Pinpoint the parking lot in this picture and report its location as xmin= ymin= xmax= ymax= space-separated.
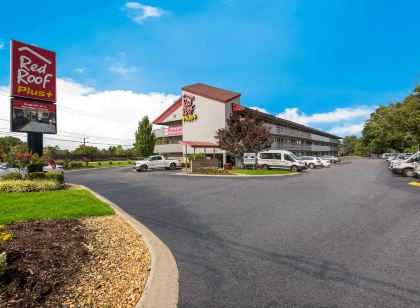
xmin=67 ymin=158 xmax=420 ymax=308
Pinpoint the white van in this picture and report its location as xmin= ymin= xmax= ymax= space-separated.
xmin=257 ymin=150 xmax=307 ymax=172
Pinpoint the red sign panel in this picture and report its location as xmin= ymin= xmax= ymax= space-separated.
xmin=164 ymin=126 xmax=183 ymax=136
xmin=11 ymin=40 xmax=56 ymax=103
xmin=11 ymin=98 xmax=57 ymax=134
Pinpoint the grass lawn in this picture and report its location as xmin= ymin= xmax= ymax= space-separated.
xmin=88 ymin=161 xmax=133 ymax=168
xmin=227 ymin=169 xmax=294 ymax=175
xmin=0 ymin=189 xmax=114 ymax=224
xmin=66 ymin=161 xmax=133 ymax=170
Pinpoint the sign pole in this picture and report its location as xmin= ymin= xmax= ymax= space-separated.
xmin=27 ymin=132 xmax=43 ymax=172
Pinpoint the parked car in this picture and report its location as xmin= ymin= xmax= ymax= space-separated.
xmin=414 ymin=162 xmax=420 ymax=178
xmin=135 ymin=155 xmax=180 ymax=172
xmin=257 ymin=150 xmax=307 ymax=172
xmin=389 ymin=151 xmax=420 ymax=177
xmin=321 ymin=155 xmax=341 ymax=163
xmin=299 ymin=156 xmax=323 ymax=169
xmin=386 ymin=153 xmax=401 ymax=162
xmin=316 ymin=157 xmax=331 ymax=167
xmin=43 ymin=164 xmax=64 ymax=174
xmin=0 ymin=163 xmax=25 ymax=178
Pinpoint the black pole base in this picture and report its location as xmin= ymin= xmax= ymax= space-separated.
xmin=27 ymin=132 xmax=43 ymax=172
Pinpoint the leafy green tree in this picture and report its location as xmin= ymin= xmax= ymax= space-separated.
xmin=215 ymin=112 xmax=271 ymax=163
xmin=0 ymin=136 xmax=23 ymax=154
xmin=74 ymin=145 xmax=99 ymax=156
xmin=134 ymin=116 xmax=156 ymax=157
xmin=361 ymin=85 xmax=420 ymax=154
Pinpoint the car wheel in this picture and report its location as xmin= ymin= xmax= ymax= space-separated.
xmin=290 ymin=165 xmax=299 ymax=172
xmin=262 ymin=164 xmax=269 ymax=170
xmin=140 ymin=165 xmax=148 ymax=172
xmin=308 ymin=163 xmax=315 ymax=169
xmin=169 ymin=163 xmax=177 ymax=170
xmin=403 ymin=168 xmax=414 ymax=177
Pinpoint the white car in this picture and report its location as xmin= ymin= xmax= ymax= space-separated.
xmin=389 ymin=151 xmax=420 ymax=177
xmin=43 ymin=164 xmax=64 ymax=174
xmin=321 ymin=155 xmax=341 ymax=163
xmin=300 ymin=156 xmax=323 ymax=169
xmin=135 ymin=155 xmax=180 ymax=172
xmin=316 ymin=157 xmax=331 ymax=167
xmin=257 ymin=150 xmax=307 ymax=172
xmin=0 ymin=163 xmax=25 ymax=178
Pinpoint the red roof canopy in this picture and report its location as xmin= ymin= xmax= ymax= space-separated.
xmin=152 ymin=97 xmax=182 ymax=124
xmin=178 ymin=141 xmax=220 ymax=148
xmin=182 ymin=83 xmax=241 ymax=103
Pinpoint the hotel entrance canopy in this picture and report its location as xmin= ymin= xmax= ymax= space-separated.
xmin=178 ymin=140 xmax=220 ymax=160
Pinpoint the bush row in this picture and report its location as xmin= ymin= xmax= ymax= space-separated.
xmin=27 ymin=172 xmax=64 ymax=184
xmin=0 ymin=179 xmax=63 ymax=193
xmin=192 ymin=168 xmax=227 ymax=174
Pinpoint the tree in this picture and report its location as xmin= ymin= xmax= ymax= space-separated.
xmin=215 ymin=112 xmax=271 ymax=163
xmin=0 ymin=136 xmax=23 ymax=154
xmin=134 ymin=116 xmax=156 ymax=157
xmin=361 ymin=85 xmax=420 ymax=154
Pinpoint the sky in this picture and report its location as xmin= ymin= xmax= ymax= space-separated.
xmin=0 ymin=0 xmax=419 ymax=149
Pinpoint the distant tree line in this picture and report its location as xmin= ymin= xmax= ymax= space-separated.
xmin=340 ymin=85 xmax=420 ymax=156
xmin=0 ymin=116 xmax=158 ymax=161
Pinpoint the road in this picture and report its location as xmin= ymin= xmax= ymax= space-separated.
xmin=67 ymin=158 xmax=420 ymax=308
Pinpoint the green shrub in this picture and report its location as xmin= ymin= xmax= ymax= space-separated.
xmin=188 ymin=153 xmax=205 ymax=161
xmin=1 ymin=173 xmax=23 ymax=181
xmin=45 ymin=172 xmax=64 ymax=184
xmin=28 ymin=172 xmax=46 ymax=180
xmin=108 ymin=161 xmax=113 ymax=165
xmin=0 ymin=251 xmax=6 ymax=278
xmin=97 ymin=162 xmax=102 ymax=166
xmin=118 ymin=161 xmax=121 ymax=164
xmin=69 ymin=161 xmax=83 ymax=168
xmin=192 ymin=168 xmax=226 ymax=174
xmin=128 ymin=160 xmax=132 ymax=164
xmin=0 ymin=179 xmax=63 ymax=193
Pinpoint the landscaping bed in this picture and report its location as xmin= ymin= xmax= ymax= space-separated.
xmin=227 ymin=169 xmax=295 ymax=175
xmin=0 ymin=188 xmax=151 ymax=307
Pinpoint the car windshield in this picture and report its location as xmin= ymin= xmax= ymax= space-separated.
xmin=144 ymin=156 xmax=151 ymax=161
xmin=289 ymin=153 xmax=299 ymax=161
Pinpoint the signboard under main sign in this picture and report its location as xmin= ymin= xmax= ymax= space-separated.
xmin=10 ymin=98 xmax=57 ymax=134
xmin=243 ymin=153 xmax=256 ymax=165
xmin=164 ymin=126 xmax=183 ymax=136
xmin=10 ymin=40 xmax=56 ymax=103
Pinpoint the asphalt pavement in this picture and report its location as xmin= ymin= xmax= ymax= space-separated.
xmin=67 ymin=158 xmax=420 ymax=308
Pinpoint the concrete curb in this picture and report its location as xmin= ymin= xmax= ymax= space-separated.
xmin=78 ymin=184 xmax=179 ymax=308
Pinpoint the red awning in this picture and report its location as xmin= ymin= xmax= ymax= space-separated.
xmin=178 ymin=141 xmax=220 ymax=148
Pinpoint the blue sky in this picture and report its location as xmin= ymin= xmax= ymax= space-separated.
xmin=0 ymin=0 xmax=419 ymax=145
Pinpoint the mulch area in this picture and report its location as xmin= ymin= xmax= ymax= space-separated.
xmin=0 ymin=216 xmax=151 ymax=307
xmin=0 ymin=219 xmax=88 ymax=307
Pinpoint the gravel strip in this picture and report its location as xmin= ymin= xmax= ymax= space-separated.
xmin=62 ymin=215 xmax=151 ymax=307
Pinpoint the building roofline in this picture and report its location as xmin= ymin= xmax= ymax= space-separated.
xmin=152 ymin=97 xmax=182 ymax=125
xmin=235 ymin=105 xmax=342 ymax=140
xmin=182 ymin=83 xmax=241 ymax=103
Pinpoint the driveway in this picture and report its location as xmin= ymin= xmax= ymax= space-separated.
xmin=67 ymin=158 xmax=420 ymax=307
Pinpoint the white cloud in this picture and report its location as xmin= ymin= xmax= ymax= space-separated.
xmin=74 ymin=67 xmax=87 ymax=73
xmin=124 ymin=2 xmax=165 ymax=24
xmin=109 ymin=65 xmax=138 ymax=78
xmin=0 ymin=78 xmax=178 ymax=149
xmin=0 ymin=40 xmax=4 ymax=50
xmin=276 ymin=106 xmax=375 ymax=125
xmin=249 ymin=106 xmax=269 ymax=114
xmin=328 ymin=123 xmax=365 ymax=136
